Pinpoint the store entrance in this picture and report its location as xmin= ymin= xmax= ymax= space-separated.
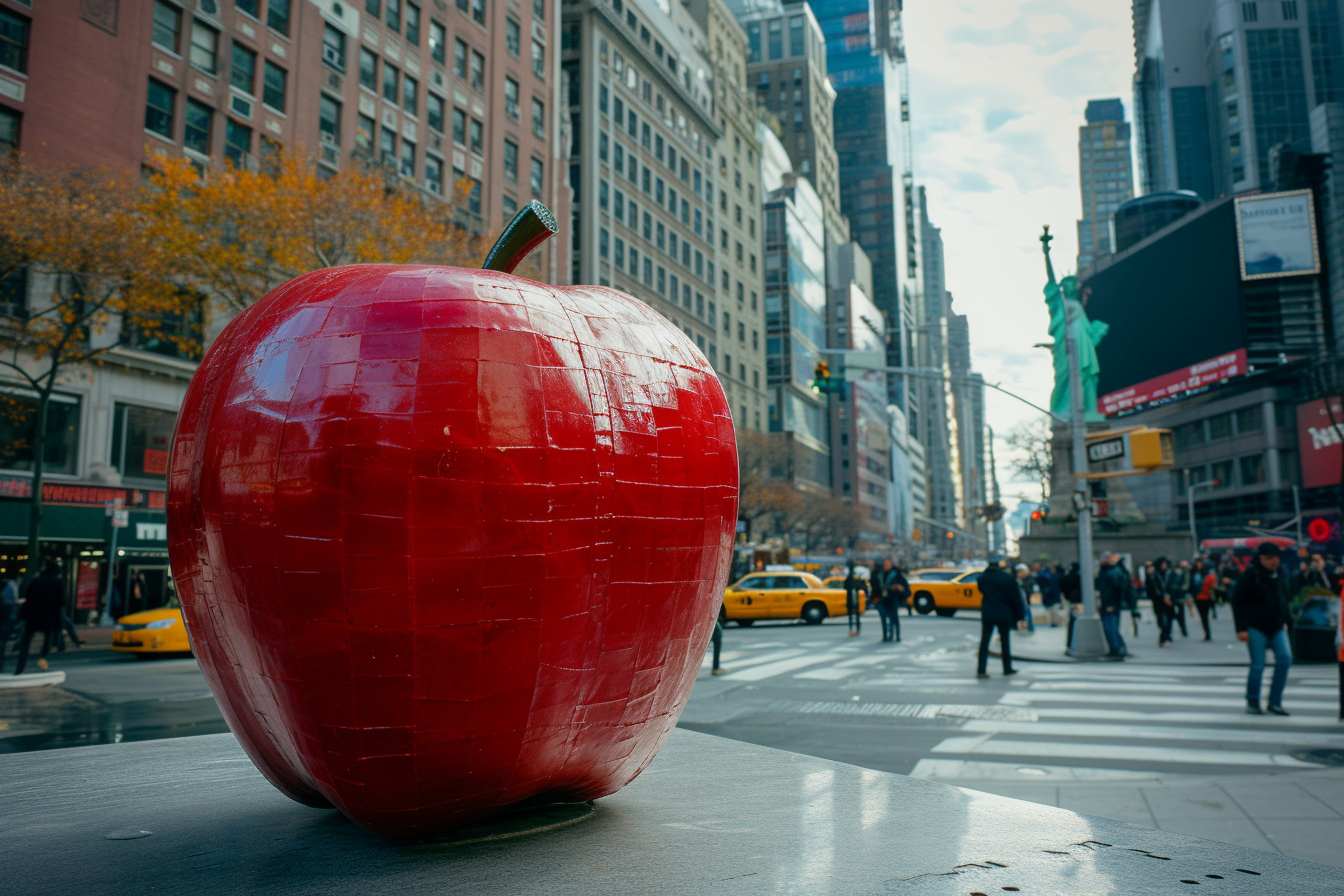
xmin=125 ymin=563 xmax=174 ymax=614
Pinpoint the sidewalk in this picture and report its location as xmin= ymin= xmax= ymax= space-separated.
xmin=924 ymin=765 xmax=1344 ymax=869
xmin=1013 ymin=606 xmax=1271 ymax=665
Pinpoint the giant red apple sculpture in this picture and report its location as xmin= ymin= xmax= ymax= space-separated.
xmin=167 ymin=205 xmax=737 ymax=839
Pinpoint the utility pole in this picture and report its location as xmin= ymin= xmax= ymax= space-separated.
xmin=1186 ymin=469 xmax=1217 ymax=554
xmin=1064 ymin=300 xmax=1109 ymax=659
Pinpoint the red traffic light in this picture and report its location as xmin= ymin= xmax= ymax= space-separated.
xmin=1308 ymin=517 xmax=1332 ymax=542
xmin=1030 ymin=510 xmax=1043 ymax=520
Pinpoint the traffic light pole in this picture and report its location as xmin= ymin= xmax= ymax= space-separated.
xmin=1064 ymin=302 xmax=1109 ymax=659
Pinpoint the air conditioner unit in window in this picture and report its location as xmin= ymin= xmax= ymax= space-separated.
xmin=327 ymin=72 xmax=343 ymax=91
xmin=322 ymin=44 xmax=342 ymax=68
xmin=532 ymin=20 xmax=546 ymax=43
xmin=231 ymin=95 xmax=253 ymax=119
xmin=320 ymin=131 xmax=338 ymax=147
xmin=320 ymin=145 xmax=340 ymax=166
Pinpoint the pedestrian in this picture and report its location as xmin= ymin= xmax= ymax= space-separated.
xmin=1172 ymin=560 xmax=1192 ymax=638
xmin=1232 ymin=542 xmax=1294 ymax=716
xmin=874 ymin=558 xmax=907 ymax=643
xmin=1336 ymin=583 xmax=1343 ymax=722
xmin=843 ymin=561 xmax=866 ymax=637
xmin=1096 ymin=552 xmax=1129 ymax=658
xmin=871 ymin=558 xmax=891 ymax=640
xmin=1194 ymin=560 xmax=1216 ymax=640
xmin=0 ymin=576 xmax=16 ymax=646
xmin=1150 ymin=557 xmax=1175 ymax=647
xmin=8 ymin=562 xmax=64 ymax=675
xmin=975 ymin=560 xmax=1026 ymax=678
xmin=1037 ymin=563 xmax=1063 ymax=627
xmin=1304 ymin=554 xmax=1333 ymax=591
xmin=1014 ymin=564 xmax=1037 ymax=632
xmin=710 ymin=618 xmax=724 ymax=676
xmin=1061 ymin=561 xmax=1082 ymax=646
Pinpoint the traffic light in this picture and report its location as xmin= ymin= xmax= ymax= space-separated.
xmin=812 ymin=361 xmax=831 ymax=394
xmin=1030 ymin=510 xmax=1042 ymax=521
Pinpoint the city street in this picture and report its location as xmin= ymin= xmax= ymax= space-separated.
xmin=682 ymin=608 xmax=1344 ymax=868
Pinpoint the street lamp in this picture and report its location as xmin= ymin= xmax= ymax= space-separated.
xmin=1185 ymin=469 xmax=1218 ymax=553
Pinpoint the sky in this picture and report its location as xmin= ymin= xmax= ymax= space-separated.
xmin=902 ymin=0 xmax=1135 ymax=505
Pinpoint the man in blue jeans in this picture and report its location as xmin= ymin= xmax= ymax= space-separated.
xmin=1095 ymin=553 xmax=1129 ymax=658
xmin=1232 ymin=542 xmax=1294 ymax=716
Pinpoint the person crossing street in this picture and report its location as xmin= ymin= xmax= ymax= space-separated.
xmin=1096 ymin=552 xmax=1129 ymax=658
xmin=1233 ymin=542 xmax=1294 ymax=716
xmin=975 ymin=560 xmax=1026 ymax=678
xmin=873 ymin=558 xmax=907 ymax=643
xmin=843 ymin=562 xmax=867 ymax=638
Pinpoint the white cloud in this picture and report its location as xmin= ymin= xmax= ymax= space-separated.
xmin=903 ymin=0 xmax=1133 ymax=492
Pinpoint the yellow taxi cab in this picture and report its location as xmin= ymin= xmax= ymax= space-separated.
xmin=111 ymin=597 xmax=192 ymax=656
xmin=722 ymin=571 xmax=849 ymax=625
xmin=907 ymin=568 xmax=984 ymax=617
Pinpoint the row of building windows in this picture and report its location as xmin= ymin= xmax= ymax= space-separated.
xmin=1172 ymin=403 xmax=1285 ymax=450
xmin=153 ymin=2 xmax=289 ymax=114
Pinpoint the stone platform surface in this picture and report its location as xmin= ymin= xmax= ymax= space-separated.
xmin=0 ymin=728 xmax=1335 ymax=895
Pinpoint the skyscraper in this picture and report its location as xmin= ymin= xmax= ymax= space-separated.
xmin=917 ymin=189 xmax=959 ymax=531
xmin=1133 ymin=0 xmax=1213 ymax=199
xmin=1077 ymin=99 xmax=1135 ymax=272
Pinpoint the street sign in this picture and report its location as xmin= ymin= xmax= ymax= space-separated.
xmin=112 ymin=509 xmax=129 ymax=528
xmin=1092 ymin=499 xmax=1109 ymax=518
xmin=1084 ymin=427 xmax=1174 ymax=477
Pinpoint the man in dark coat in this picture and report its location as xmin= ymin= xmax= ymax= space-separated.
xmin=1233 ymin=542 xmax=1294 ymax=715
xmin=843 ymin=562 xmax=867 ymax=637
xmin=873 ymin=558 xmax=908 ymax=643
xmin=976 ymin=561 xmax=1025 ymax=677
xmin=1149 ymin=557 xmax=1177 ymax=647
xmin=1096 ymin=553 xmax=1130 ymax=658
xmin=9 ymin=562 xmax=63 ymax=675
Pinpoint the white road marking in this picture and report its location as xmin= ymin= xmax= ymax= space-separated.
xmin=959 ymin=718 xmax=1344 ymax=748
xmin=930 ymin=736 xmax=1319 ymax=767
xmin=999 ymin=692 xmax=1339 ymax=711
xmin=1030 ymin=706 xmax=1343 ymax=727
xmin=794 ymin=667 xmax=862 ymax=680
xmin=909 ymin=758 xmax=1163 ymax=782
xmin=723 ymin=652 xmax=847 ymax=681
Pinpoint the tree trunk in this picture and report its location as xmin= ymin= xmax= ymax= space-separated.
xmin=24 ymin=385 xmax=49 ymax=581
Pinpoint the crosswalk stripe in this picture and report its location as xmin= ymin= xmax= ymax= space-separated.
xmin=1025 ymin=681 xmax=1305 ymax=695
xmin=723 ymin=652 xmax=846 ymax=681
xmin=793 ymin=667 xmax=862 ymax=680
xmin=959 ymin=718 xmax=1344 ymax=748
xmin=1000 ymin=692 xmax=1339 ymax=711
xmin=909 ymin=758 xmax=1162 ymax=782
xmin=1031 ymin=706 xmax=1343 ymax=728
xmin=931 ymin=735 xmax=1318 ymax=767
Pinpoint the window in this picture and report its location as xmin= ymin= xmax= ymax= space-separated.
xmin=0 ymin=390 xmax=81 ymax=477
xmin=471 ymin=0 xmax=486 ymax=25
xmin=506 ymin=18 xmax=520 ymax=55
xmin=400 ymin=138 xmax=415 ymax=177
xmin=468 ymin=118 xmax=482 ymax=155
xmin=0 ymin=105 xmax=18 ymax=155
xmin=383 ymin=63 xmax=399 ymax=104
xmin=323 ymin=24 xmax=346 ymax=71
xmin=1235 ymin=405 xmax=1263 ymax=434
xmin=470 ymin=51 xmax=484 ymax=90
xmin=534 ymin=0 xmax=544 ymax=20
xmin=318 ymin=95 xmax=340 ymax=146
xmin=267 ymin=0 xmax=291 ymax=35
xmin=262 ymin=61 xmax=286 ymax=111
xmin=386 ymin=0 xmax=401 ymax=31
xmin=530 ymin=157 xmax=543 ymax=193
xmin=403 ymin=74 xmax=418 ymax=116
xmin=426 ymin=154 xmax=443 ymax=194
xmin=184 ymin=98 xmax=213 ymax=154
xmin=1240 ymin=454 xmax=1265 ymax=485
xmin=454 ymin=39 xmax=468 ymax=79
xmin=600 ymin=228 xmax=610 ymax=258
xmin=406 ymin=2 xmax=421 ymax=44
xmin=427 ymin=93 xmax=444 ymax=132
xmin=1242 ymin=1 xmax=1258 ymax=22
xmin=366 ymin=0 xmax=380 ymax=14
xmin=225 ymin=118 xmax=251 ymax=166
xmin=1282 ymin=0 xmax=1298 ymax=20
xmin=380 ymin=126 xmax=396 ymax=163
xmin=145 ymin=78 xmax=176 ymax=137
xmin=230 ymin=43 xmax=256 ymax=94
xmin=504 ymin=77 xmax=519 ymax=118
xmin=430 ymin=21 xmax=446 ymax=64
xmin=359 ymin=47 xmax=378 ymax=91
xmin=615 ymin=237 xmax=625 ymax=266
xmin=532 ymin=40 xmax=545 ymax=78
xmin=468 ymin=177 xmax=481 ymax=214
xmin=1208 ymin=413 xmax=1233 ymax=440
xmin=452 ymin=107 xmax=466 ymax=144
xmin=532 ymin=97 xmax=545 ymax=137
xmin=356 ymin=113 xmax=374 ymax=149
xmin=151 ymin=2 xmax=180 ymax=55
xmin=190 ymin=21 xmax=219 ymax=75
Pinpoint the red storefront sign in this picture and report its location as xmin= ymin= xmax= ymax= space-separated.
xmin=1100 ymin=350 xmax=1248 ymax=415
xmin=1297 ymin=396 xmax=1344 ymax=488
xmin=75 ymin=560 xmax=101 ymax=610
xmin=0 ymin=476 xmax=166 ymax=509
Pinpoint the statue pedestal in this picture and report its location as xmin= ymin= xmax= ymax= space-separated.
xmin=0 ymin=729 xmax=1335 ymax=893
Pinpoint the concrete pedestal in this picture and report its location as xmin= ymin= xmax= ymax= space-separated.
xmin=1 ymin=729 xmax=1333 ymax=894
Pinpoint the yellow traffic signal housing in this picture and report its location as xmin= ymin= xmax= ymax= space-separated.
xmin=1084 ymin=426 xmax=1173 ymax=478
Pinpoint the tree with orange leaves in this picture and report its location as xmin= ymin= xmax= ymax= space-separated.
xmin=144 ymin=150 xmax=491 ymax=322
xmin=0 ymin=159 xmax=197 ymax=573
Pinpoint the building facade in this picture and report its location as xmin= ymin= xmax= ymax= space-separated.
xmin=1076 ymin=98 xmax=1135 ymax=272
xmin=685 ymin=0 xmax=769 ymax=433
xmin=916 ymin=188 xmax=959 ymax=532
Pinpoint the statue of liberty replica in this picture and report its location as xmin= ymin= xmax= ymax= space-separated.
xmin=1041 ymin=226 xmax=1108 ymax=423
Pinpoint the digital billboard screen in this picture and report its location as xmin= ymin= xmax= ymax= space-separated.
xmin=1235 ymin=190 xmax=1320 ymax=280
xmin=1086 ymin=197 xmax=1244 ymax=399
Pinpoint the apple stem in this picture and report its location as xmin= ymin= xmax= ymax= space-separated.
xmin=482 ymin=200 xmax=559 ymax=275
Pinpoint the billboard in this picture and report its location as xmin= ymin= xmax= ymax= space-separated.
xmin=1298 ymin=396 xmax=1344 ymax=489
xmin=1235 ymin=190 xmax=1320 ymax=280
xmin=1099 ymin=350 xmax=1247 ymax=416
xmin=1087 ymin=197 xmax=1244 ymax=397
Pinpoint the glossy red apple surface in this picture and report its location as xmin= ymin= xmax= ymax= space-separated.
xmin=166 ymin=265 xmax=738 ymax=839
